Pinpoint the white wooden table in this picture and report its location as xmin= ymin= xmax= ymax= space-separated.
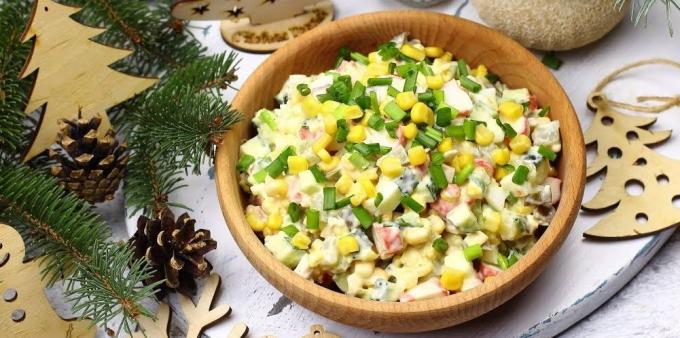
xmin=115 ymin=1 xmax=680 ymax=337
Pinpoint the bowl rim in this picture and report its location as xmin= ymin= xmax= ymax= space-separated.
xmin=215 ymin=9 xmax=585 ymax=321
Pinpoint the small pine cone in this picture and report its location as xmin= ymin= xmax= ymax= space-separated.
xmin=130 ymin=209 xmax=217 ymax=299
xmin=49 ymin=117 xmax=127 ymax=203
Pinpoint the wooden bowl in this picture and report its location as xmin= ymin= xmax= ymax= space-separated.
xmin=215 ymin=11 xmax=585 ymax=332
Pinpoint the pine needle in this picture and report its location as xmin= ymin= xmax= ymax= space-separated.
xmin=616 ymin=0 xmax=680 ymax=35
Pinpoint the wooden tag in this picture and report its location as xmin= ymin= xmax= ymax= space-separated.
xmin=0 ymin=223 xmax=95 ymax=338
xmin=302 ymin=324 xmax=340 ymax=338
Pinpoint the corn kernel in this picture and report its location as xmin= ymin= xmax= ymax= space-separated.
xmin=359 ymin=168 xmax=379 ymax=181
xmin=509 ymin=134 xmax=531 ymax=154
xmin=499 ymin=101 xmax=524 ymax=120
xmin=345 ymin=105 xmax=364 ymax=120
xmin=291 ymin=232 xmax=311 ymax=249
xmin=483 ymin=210 xmax=500 ymax=233
xmin=301 ymin=95 xmax=322 ymax=117
xmin=439 ymin=52 xmax=453 ymax=62
xmin=318 ymin=155 xmax=340 ymax=171
xmin=246 ymin=212 xmax=265 ymax=231
xmin=396 ymin=91 xmax=418 ymax=110
xmin=403 ymin=122 xmax=418 ymax=139
xmin=426 ymin=75 xmax=445 ymax=90
xmin=347 ymin=125 xmax=366 ymax=143
xmin=408 ymin=146 xmax=428 ymax=166
xmin=440 ymin=268 xmax=465 ymax=291
xmin=473 ymin=64 xmax=488 ymax=78
xmin=379 ymin=156 xmax=402 ymax=178
xmin=313 ymin=133 xmax=333 ymax=152
xmin=323 ymin=114 xmax=337 ymax=135
xmin=262 ymin=227 xmax=276 ymax=236
xmin=400 ymin=43 xmax=425 ymax=61
xmin=452 ymin=153 xmax=474 ymax=171
xmin=337 ymin=236 xmax=360 ymax=255
xmin=316 ymin=148 xmax=332 ymax=163
xmin=410 ymin=102 xmax=432 ymax=124
xmin=367 ymin=63 xmax=390 ymax=77
xmin=438 ymin=137 xmax=453 ymax=152
xmin=475 ymin=125 xmax=495 ymax=146
xmin=321 ymin=100 xmax=340 ymax=115
xmin=368 ymin=51 xmax=382 ymax=64
xmin=287 ymin=156 xmax=308 ymax=174
xmin=513 ymin=203 xmax=533 ymax=215
xmin=495 ymin=167 xmax=509 ymax=181
xmin=335 ymin=174 xmax=353 ymax=195
xmin=467 ymin=183 xmax=484 ymax=200
xmin=358 ymin=177 xmax=377 ymax=198
xmin=424 ymin=46 xmax=444 ymax=58
xmin=266 ymin=212 xmax=282 ymax=230
xmin=491 ymin=148 xmax=510 ymax=166
xmin=269 ymin=178 xmax=288 ymax=198
xmin=349 ymin=182 xmax=368 ymax=206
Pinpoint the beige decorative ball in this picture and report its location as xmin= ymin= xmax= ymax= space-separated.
xmin=472 ymin=0 xmax=629 ymax=51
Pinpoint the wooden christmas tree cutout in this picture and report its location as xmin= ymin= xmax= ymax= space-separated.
xmin=0 ymin=223 xmax=95 ymax=338
xmin=179 ymin=272 xmax=237 ymax=338
xmin=583 ymin=59 xmax=680 ymax=239
xmin=171 ymin=0 xmax=334 ymax=52
xmin=19 ymin=0 xmax=158 ymax=161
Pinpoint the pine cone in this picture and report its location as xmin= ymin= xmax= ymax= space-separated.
xmin=130 ymin=209 xmax=217 ymax=298
xmin=49 ymin=117 xmax=127 ymax=203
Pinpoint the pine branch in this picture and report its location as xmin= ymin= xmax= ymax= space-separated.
xmin=616 ymin=0 xmax=680 ymax=35
xmin=0 ymin=163 xmax=159 ymax=333
xmin=0 ymin=0 xmax=32 ymax=156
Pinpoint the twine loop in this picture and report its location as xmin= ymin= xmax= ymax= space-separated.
xmin=588 ymin=58 xmax=680 ymax=113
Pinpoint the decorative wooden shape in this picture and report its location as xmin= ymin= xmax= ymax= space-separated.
xmin=214 ymin=11 xmax=585 ymax=332
xmin=129 ymin=303 xmax=170 ymax=338
xmin=178 ymin=273 xmax=233 ymax=338
xmin=171 ymin=0 xmax=334 ymax=53
xmin=0 ymin=223 xmax=95 ymax=338
xmin=19 ymin=0 xmax=157 ymax=161
xmin=582 ymin=93 xmax=680 ymax=238
xmin=302 ymin=324 xmax=340 ymax=338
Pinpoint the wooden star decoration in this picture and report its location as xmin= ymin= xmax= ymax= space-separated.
xmin=191 ymin=4 xmax=209 ymax=15
xmin=226 ymin=6 xmax=245 ymax=18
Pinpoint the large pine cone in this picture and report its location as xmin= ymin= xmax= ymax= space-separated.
xmin=130 ymin=209 xmax=217 ymax=298
xmin=49 ymin=117 xmax=127 ymax=203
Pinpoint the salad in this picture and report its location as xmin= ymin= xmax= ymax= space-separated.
xmin=236 ymin=34 xmax=562 ymax=302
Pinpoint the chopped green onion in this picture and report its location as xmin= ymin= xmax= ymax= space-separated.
xmin=485 ymin=73 xmax=499 ymax=83
xmin=446 ymin=124 xmax=465 ymax=140
xmin=403 ymin=69 xmax=417 ymax=92
xmin=429 ymin=165 xmax=448 ymax=190
xmin=432 ymin=237 xmax=449 ymax=254
xmin=323 ymin=187 xmax=336 ymax=211
xmin=496 ymin=118 xmax=517 ymax=138
xmin=401 ymin=195 xmax=424 ymax=213
xmin=368 ymin=114 xmax=385 ymax=130
xmin=335 ymin=119 xmax=349 ymax=143
xmin=542 ymin=51 xmax=562 ymax=70
xmin=305 ymin=209 xmax=320 ymax=229
xmin=379 ymin=145 xmax=391 ymax=155
xmin=367 ymin=77 xmax=393 ymax=86
xmin=350 ymin=81 xmax=366 ymax=101
xmin=416 ymin=131 xmax=439 ymax=149
xmin=538 ymin=106 xmax=550 ymax=117
xmin=349 ymin=152 xmax=370 ymax=170
xmin=374 ymin=193 xmax=383 ymax=207
xmin=297 ymin=83 xmax=311 ymax=96
xmin=507 ymin=251 xmax=520 ymax=267
xmin=385 ymin=121 xmax=399 ymax=138
xmin=455 ymin=163 xmax=475 ymax=185
xmin=237 ymin=154 xmax=255 ymax=172
xmin=355 ymin=95 xmax=371 ymax=109
xmin=430 ymin=151 xmax=445 ymax=165
xmin=369 ymin=91 xmax=380 ymax=114
xmin=433 ymin=89 xmax=445 ymax=105
xmin=419 ymin=62 xmax=434 ymax=76
xmin=384 ymin=101 xmax=407 ymax=122
xmin=538 ymin=145 xmax=557 ymax=161
xmin=387 ymin=86 xmax=399 ymax=97
xmin=457 ymin=59 xmax=469 ymax=77
xmin=264 ymin=146 xmax=295 ymax=178
xmin=497 ymin=254 xmax=510 ymax=270
xmin=335 ymin=196 xmax=352 ymax=209
xmin=253 ymin=170 xmax=267 ymax=183
xmin=435 ymin=107 xmax=452 ymax=127
xmin=352 ymin=207 xmax=374 ymax=229
xmin=418 ymin=91 xmax=435 ymax=104
xmin=512 ymin=165 xmax=529 ymax=184
xmin=425 ymin=126 xmax=443 ymax=142
xmin=353 ymin=143 xmax=380 ymax=156
xmin=506 ymin=193 xmax=518 ymax=204
xmin=335 ymin=47 xmax=351 ymax=68
xmin=395 ymin=63 xmax=414 ymax=77
xmin=378 ymin=42 xmax=400 ymax=60
xmin=388 ymin=62 xmax=396 ymax=74
xmin=260 ymin=109 xmax=278 ymax=130
xmin=503 ymin=164 xmax=516 ymax=173
xmin=282 ymin=225 xmax=299 ymax=237
xmin=463 ymin=119 xmax=477 ymax=140
xmin=309 ymin=165 xmax=326 ymax=183
xmin=460 ymin=76 xmax=481 ymax=93
xmin=287 ymin=202 xmax=302 ymax=222
xmin=350 ymin=51 xmax=369 ymax=65
xmin=464 ymin=244 xmax=482 ymax=261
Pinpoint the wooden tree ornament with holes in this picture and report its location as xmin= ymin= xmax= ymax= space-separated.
xmin=19 ymin=0 xmax=157 ymax=161
xmin=0 ymin=223 xmax=95 ymax=338
xmin=171 ymin=0 xmax=334 ymax=52
xmin=583 ymin=59 xmax=680 ymax=239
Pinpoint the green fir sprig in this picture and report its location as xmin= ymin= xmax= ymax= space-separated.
xmin=616 ymin=0 xmax=680 ymax=35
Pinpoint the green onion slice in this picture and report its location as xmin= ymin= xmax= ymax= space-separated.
xmin=538 ymin=145 xmax=557 ymax=161
xmin=287 ymin=202 xmax=302 ymax=222
xmin=460 ymin=76 xmax=481 ymax=93
xmin=282 ymin=225 xmax=299 ymax=237
xmin=401 ymin=195 xmax=424 ymax=213
xmin=455 ymin=162 xmax=475 ymax=185
xmin=512 ymin=165 xmax=529 ymax=184
xmin=367 ymin=77 xmax=393 ymax=86
xmin=463 ymin=244 xmax=482 ymax=261
xmin=323 ymin=187 xmax=336 ymax=211
xmin=352 ymin=207 xmax=374 ymax=229
xmin=305 ymin=209 xmax=320 ymax=229
xmin=432 ymin=237 xmax=449 ymax=254
xmin=384 ymin=101 xmax=407 ymax=122
xmin=309 ymin=165 xmax=326 ymax=183
xmin=429 ymin=165 xmax=448 ymax=190
xmin=237 ymin=154 xmax=255 ymax=172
